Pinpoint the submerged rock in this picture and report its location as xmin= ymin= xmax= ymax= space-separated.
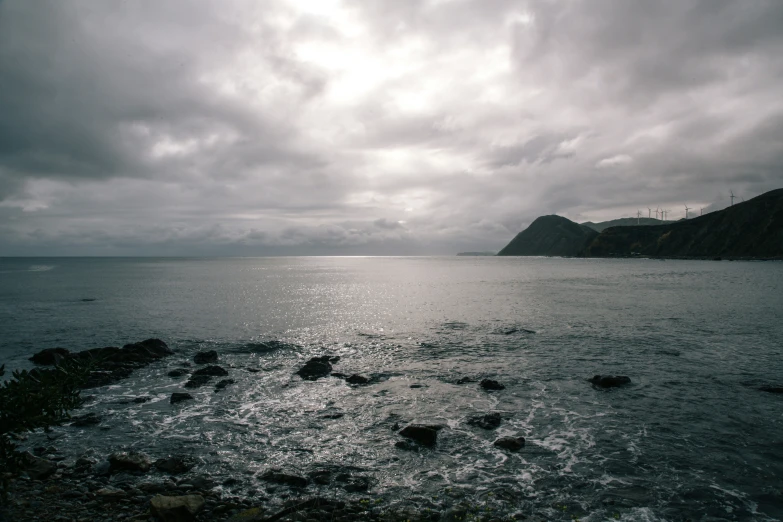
xmin=589 ymin=375 xmax=632 ymax=388
xmin=192 ymin=365 xmax=229 ymax=377
xmin=193 ymin=350 xmax=218 ymax=364
xmin=168 ymin=369 xmax=189 ymax=378
xmin=493 ymin=436 xmax=525 ymax=451
xmin=345 ymin=374 xmax=370 ymax=385
xmin=759 ymin=386 xmax=783 ymax=394
xmin=214 ymin=379 xmax=236 ymax=392
xmin=467 ymin=412 xmax=502 ymax=430
xmin=170 ymin=392 xmax=194 ymax=404
xmin=150 ymin=494 xmax=205 ymax=522
xmin=184 ymin=375 xmax=212 ymax=389
xmin=155 ymin=455 xmax=195 ymax=474
xmin=260 ymin=469 xmax=309 ymax=488
xmin=480 ymin=379 xmax=505 ymax=391
xmin=70 ymin=412 xmax=102 ymax=427
xmin=398 ymin=424 xmax=441 ymax=447
xmin=296 ymin=356 xmax=338 ymax=381
xmin=108 ymin=451 xmax=152 ymax=473
xmin=454 ymin=376 xmax=475 ymax=385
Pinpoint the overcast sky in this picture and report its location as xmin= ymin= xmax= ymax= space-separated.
xmin=1 ymin=0 xmax=782 ymax=255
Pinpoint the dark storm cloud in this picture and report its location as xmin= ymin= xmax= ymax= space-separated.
xmin=1 ymin=0 xmax=782 ymax=255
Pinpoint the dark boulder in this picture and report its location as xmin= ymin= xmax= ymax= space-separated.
xmin=184 ymin=375 xmax=212 ymax=389
xmin=589 ymin=375 xmax=632 ymax=388
xmin=214 ymin=379 xmax=235 ymax=392
xmin=345 ymin=374 xmax=370 ymax=385
xmin=155 ymin=456 xmax=195 ymax=475
xmin=70 ymin=413 xmax=102 ymax=427
xmin=467 ymin=412 xmax=502 ymax=430
xmin=31 ymin=339 xmax=174 ymax=389
xmin=493 ymin=436 xmax=525 ymax=451
xmin=394 ymin=440 xmax=420 ymax=451
xmin=170 ymin=392 xmax=194 ymax=404
xmin=193 ymin=350 xmax=218 ymax=364
xmin=29 ymin=347 xmax=71 ymax=365
xmin=760 ymin=386 xmax=783 ymax=394
xmin=133 ymin=396 xmax=152 ymax=403
xmin=480 ymin=379 xmax=505 ymax=391
xmin=454 ymin=376 xmax=475 ymax=385
xmin=398 ymin=424 xmax=441 ymax=447
xmin=168 ymin=369 xmax=189 ymax=378
xmin=108 ymin=451 xmax=152 ymax=473
xmin=260 ymin=469 xmax=308 ymax=488
xmin=296 ymin=356 xmax=337 ymax=381
xmin=192 ymin=365 xmax=229 ymax=377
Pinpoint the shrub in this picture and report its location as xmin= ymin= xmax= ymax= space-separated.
xmin=0 ymin=361 xmax=90 ymax=475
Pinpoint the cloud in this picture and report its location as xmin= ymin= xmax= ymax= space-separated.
xmin=596 ymin=155 xmax=634 ymax=168
xmin=1 ymin=0 xmax=783 ymax=254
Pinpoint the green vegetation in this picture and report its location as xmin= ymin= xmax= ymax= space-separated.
xmin=0 ymin=361 xmax=89 ymax=476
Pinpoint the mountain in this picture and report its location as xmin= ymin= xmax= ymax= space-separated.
xmin=583 ymin=189 xmax=783 ymax=258
xmin=582 ymin=217 xmax=672 ymax=232
xmin=497 ymin=215 xmax=599 ymax=256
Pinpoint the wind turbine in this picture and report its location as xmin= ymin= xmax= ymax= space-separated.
xmin=684 ymin=204 xmax=691 ymax=219
xmin=637 ymin=210 xmax=642 ymax=224
xmin=647 ymin=207 xmax=652 ymax=219
xmin=655 ymin=207 xmax=660 ymax=220
xmin=730 ymin=190 xmax=736 ymax=206
xmin=700 ymin=207 xmax=704 ymax=216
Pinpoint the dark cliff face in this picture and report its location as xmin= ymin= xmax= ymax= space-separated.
xmin=497 ymin=215 xmax=599 ymax=256
xmin=582 ymin=189 xmax=783 ymax=258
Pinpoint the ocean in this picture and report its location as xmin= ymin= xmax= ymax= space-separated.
xmin=1 ymin=256 xmax=782 ymax=520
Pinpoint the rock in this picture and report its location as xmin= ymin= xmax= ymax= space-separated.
xmin=193 ymin=350 xmax=218 ymax=364
xmin=398 ymin=424 xmax=440 ymax=447
xmin=296 ymin=356 xmax=337 ymax=381
xmin=108 ymin=451 xmax=152 ymax=473
xmin=192 ymin=365 xmax=229 ymax=377
xmin=493 ymin=436 xmax=525 ymax=451
xmin=184 ymin=375 xmax=212 ymax=388
xmin=150 ymin=494 xmax=205 ymax=522
xmin=589 ymin=375 xmax=632 ymax=388
xmin=168 ymin=369 xmax=189 ymax=377
xmin=467 ymin=412 xmax=502 ymax=430
xmin=480 ymin=379 xmax=505 ymax=391
xmin=260 ymin=469 xmax=309 ymax=488
xmin=23 ymin=452 xmax=57 ymax=479
xmin=30 ymin=338 xmax=174 ymax=389
xmin=760 ymin=386 xmax=783 ymax=394
xmin=345 ymin=374 xmax=369 ymax=385
xmin=96 ymin=487 xmax=126 ymax=499
xmin=342 ymin=477 xmax=370 ymax=492
xmin=155 ymin=456 xmax=195 ymax=474
xmin=214 ymin=379 xmax=236 ymax=392
xmin=94 ymin=460 xmax=111 ymax=476
xmin=454 ymin=376 xmax=474 ymax=384
xmin=70 ymin=413 xmax=102 ymax=427
xmin=74 ymin=456 xmax=97 ymax=469
xmin=29 ymin=347 xmax=71 ymax=365
xmin=308 ymin=469 xmax=332 ymax=485
xmin=394 ymin=440 xmax=419 ymax=451
xmin=132 ymin=396 xmax=152 ymax=403
xmin=170 ymin=392 xmax=194 ymax=404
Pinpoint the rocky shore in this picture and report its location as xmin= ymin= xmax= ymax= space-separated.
xmin=0 ymin=340 xmax=647 ymax=522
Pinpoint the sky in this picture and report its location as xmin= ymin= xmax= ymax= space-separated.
xmin=1 ymin=0 xmax=782 ymax=256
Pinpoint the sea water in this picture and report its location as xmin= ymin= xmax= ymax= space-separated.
xmin=1 ymin=257 xmax=782 ymax=520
